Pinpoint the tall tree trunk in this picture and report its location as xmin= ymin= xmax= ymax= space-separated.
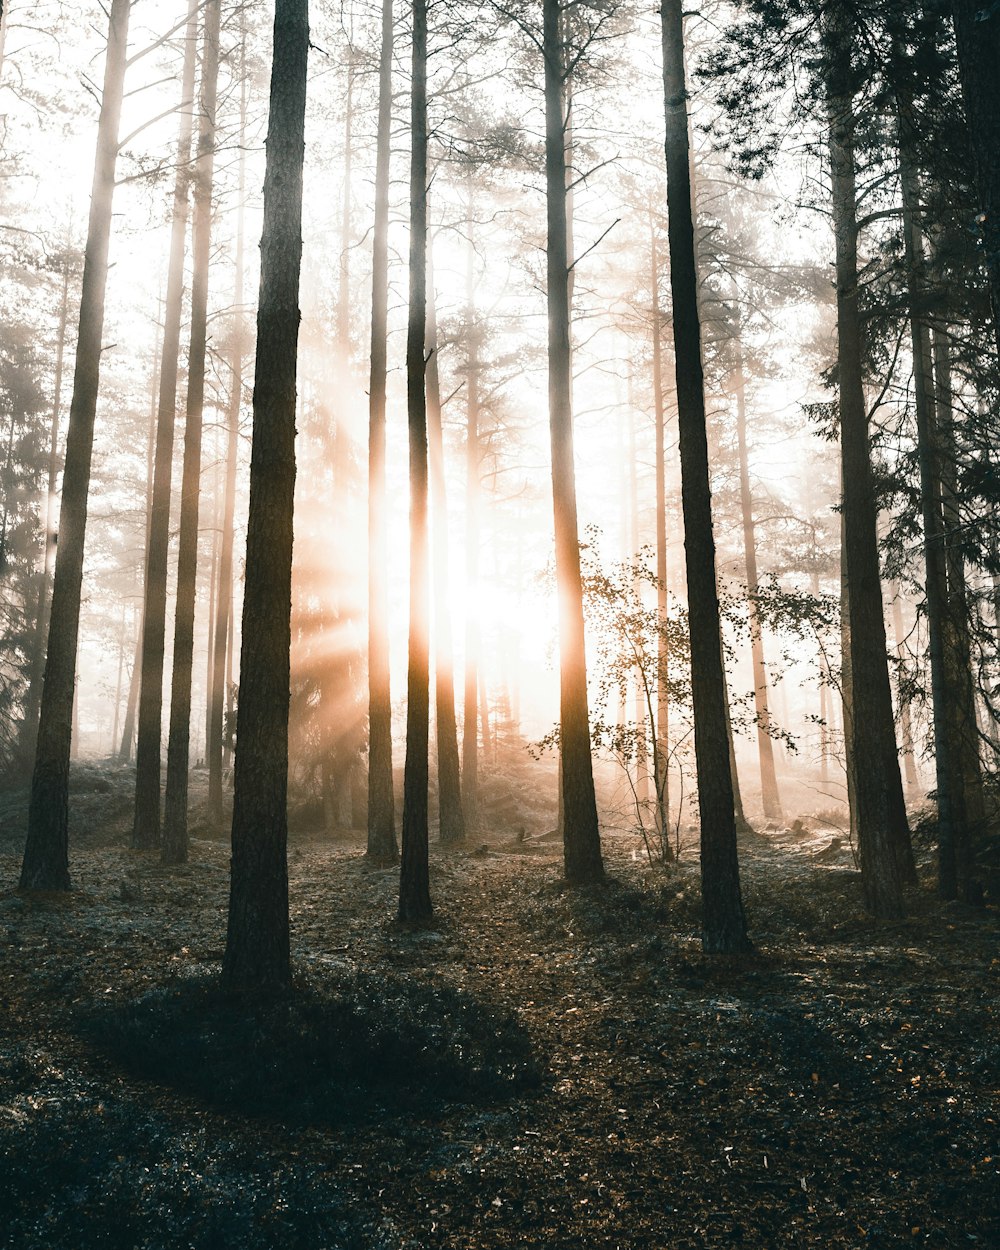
xmin=951 ymin=0 xmax=1000 ymax=362
xmin=120 ymin=314 xmax=162 ymax=763
xmin=337 ymin=50 xmax=356 ymax=352
xmin=733 ymin=332 xmax=782 ymax=822
xmin=933 ymin=327 xmax=986 ymax=900
xmin=543 ymin=0 xmax=603 ymax=884
xmin=19 ymin=251 xmax=72 ymax=768
xmin=650 ymin=223 xmax=671 ymax=851
xmin=825 ymin=10 xmax=908 ymax=917
xmin=897 ymin=114 xmax=966 ymax=896
xmin=19 ymin=0 xmax=130 ymax=891
xmin=209 ymin=35 xmax=248 ymax=825
xmin=627 ymin=385 xmax=651 ymax=812
xmin=222 ymin=0 xmax=309 ymax=992
xmin=462 ymin=214 xmax=481 ymax=835
xmin=399 ymin=0 xmax=433 ymax=924
xmin=132 ymin=0 xmax=199 ymax=851
xmin=661 ymin=0 xmax=748 ymax=950
xmin=366 ymin=0 xmax=397 ymax=864
xmin=162 ymin=0 xmax=221 ymax=865
xmin=426 ymin=249 xmax=466 ymax=846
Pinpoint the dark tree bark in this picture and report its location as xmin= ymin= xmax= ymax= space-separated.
xmin=543 ymin=0 xmax=603 ymax=885
xmin=162 ymin=0 xmax=222 ymax=865
xmin=222 ymin=0 xmax=309 ymax=992
xmin=399 ymin=0 xmax=433 ymax=925
xmin=426 ymin=250 xmax=466 ymax=847
xmin=733 ymin=331 xmax=782 ymax=823
xmin=132 ymin=0 xmax=199 ymax=851
xmin=366 ymin=0 xmax=398 ymax=865
xmin=660 ymin=0 xmax=749 ymax=951
xmin=19 ymin=0 xmax=130 ymax=891
xmin=208 ymin=45 xmax=248 ymax=827
xmin=951 ymin=0 xmax=1000 ymax=362
xmin=825 ymin=10 xmax=908 ymax=918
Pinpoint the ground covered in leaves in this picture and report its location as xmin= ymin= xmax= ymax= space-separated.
xmin=0 ymin=765 xmax=997 ymax=1248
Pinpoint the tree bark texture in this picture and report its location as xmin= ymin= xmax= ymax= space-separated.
xmin=20 ymin=0 xmax=130 ymax=891
xmin=825 ymin=12 xmax=908 ymax=918
xmin=543 ymin=0 xmax=603 ymax=885
xmin=162 ymin=0 xmax=222 ymax=864
xmin=366 ymin=0 xmax=398 ymax=864
xmin=132 ymin=0 xmax=199 ymax=851
xmin=399 ymin=0 xmax=433 ymax=924
xmin=222 ymin=0 xmax=309 ymax=992
xmin=660 ymin=0 xmax=749 ymax=951
xmin=650 ymin=223 xmax=671 ymax=849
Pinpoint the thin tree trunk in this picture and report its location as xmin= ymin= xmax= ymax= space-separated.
xmin=366 ymin=0 xmax=397 ymax=864
xmin=890 ymin=588 xmax=920 ymax=793
xmin=337 ymin=51 xmax=355 ymax=351
xmin=132 ymin=0 xmax=199 ymax=851
xmin=733 ymin=332 xmax=782 ymax=822
xmin=19 ymin=251 xmax=72 ymax=769
xmin=120 ymin=305 xmax=162 ymax=763
xmin=426 ymin=248 xmax=466 ymax=846
xmin=20 ymin=0 xmax=130 ymax=891
xmin=209 ymin=36 xmax=248 ymax=824
xmin=399 ymin=0 xmax=433 ymax=924
xmin=204 ymin=444 xmax=220 ymax=764
xmin=162 ymin=0 xmax=221 ymax=865
xmin=543 ymin=0 xmax=603 ymax=884
xmin=650 ymin=222 xmax=671 ymax=848
xmin=933 ymin=327 xmax=985 ymax=900
xmin=661 ymin=0 xmax=749 ymax=950
xmin=461 ymin=216 xmax=481 ymax=835
xmin=825 ymin=9 xmax=908 ymax=917
xmin=222 ymin=0 xmax=308 ymax=992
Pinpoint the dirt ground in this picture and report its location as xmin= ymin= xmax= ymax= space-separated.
xmin=0 ymin=764 xmax=997 ymax=1249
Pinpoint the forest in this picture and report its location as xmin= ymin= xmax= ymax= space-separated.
xmin=0 ymin=0 xmax=998 ymax=1245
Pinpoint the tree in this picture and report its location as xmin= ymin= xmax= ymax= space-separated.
xmin=366 ymin=0 xmax=398 ymax=865
xmin=19 ymin=0 xmax=130 ymax=891
xmin=543 ymin=0 xmax=603 ymax=885
xmin=399 ymin=0 xmax=433 ymax=924
xmin=222 ymin=0 xmax=310 ymax=992
xmin=660 ymin=0 xmax=749 ymax=952
xmin=163 ymin=0 xmax=222 ymax=864
xmin=824 ymin=5 xmax=910 ymax=918
xmin=132 ymin=0 xmax=200 ymax=852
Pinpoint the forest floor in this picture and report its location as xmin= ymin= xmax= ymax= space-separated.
xmin=0 ymin=762 xmax=997 ymax=1249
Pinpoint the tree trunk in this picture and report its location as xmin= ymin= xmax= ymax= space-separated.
xmin=462 ymin=216 xmax=481 ymax=835
xmin=208 ymin=47 xmax=247 ymax=826
xmin=132 ymin=0 xmax=199 ymax=851
xmin=825 ymin=10 xmax=908 ymax=917
xmin=426 ymin=249 xmax=466 ymax=846
xmin=337 ymin=50 xmax=356 ymax=352
xmin=19 ymin=252 xmax=72 ymax=769
xmin=162 ymin=0 xmax=221 ymax=865
xmin=890 ymin=588 xmax=920 ymax=794
xmin=951 ymin=0 xmax=1000 ymax=363
xmin=222 ymin=0 xmax=309 ymax=992
xmin=19 ymin=0 xmax=130 ymax=891
xmin=933 ymin=327 xmax=986 ymax=901
xmin=733 ymin=332 xmax=782 ymax=823
xmin=650 ymin=223 xmax=671 ymax=851
xmin=543 ymin=0 xmax=603 ymax=885
xmin=399 ymin=0 xmax=433 ymax=924
xmin=366 ymin=0 xmax=398 ymax=864
xmin=660 ymin=0 xmax=749 ymax=951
